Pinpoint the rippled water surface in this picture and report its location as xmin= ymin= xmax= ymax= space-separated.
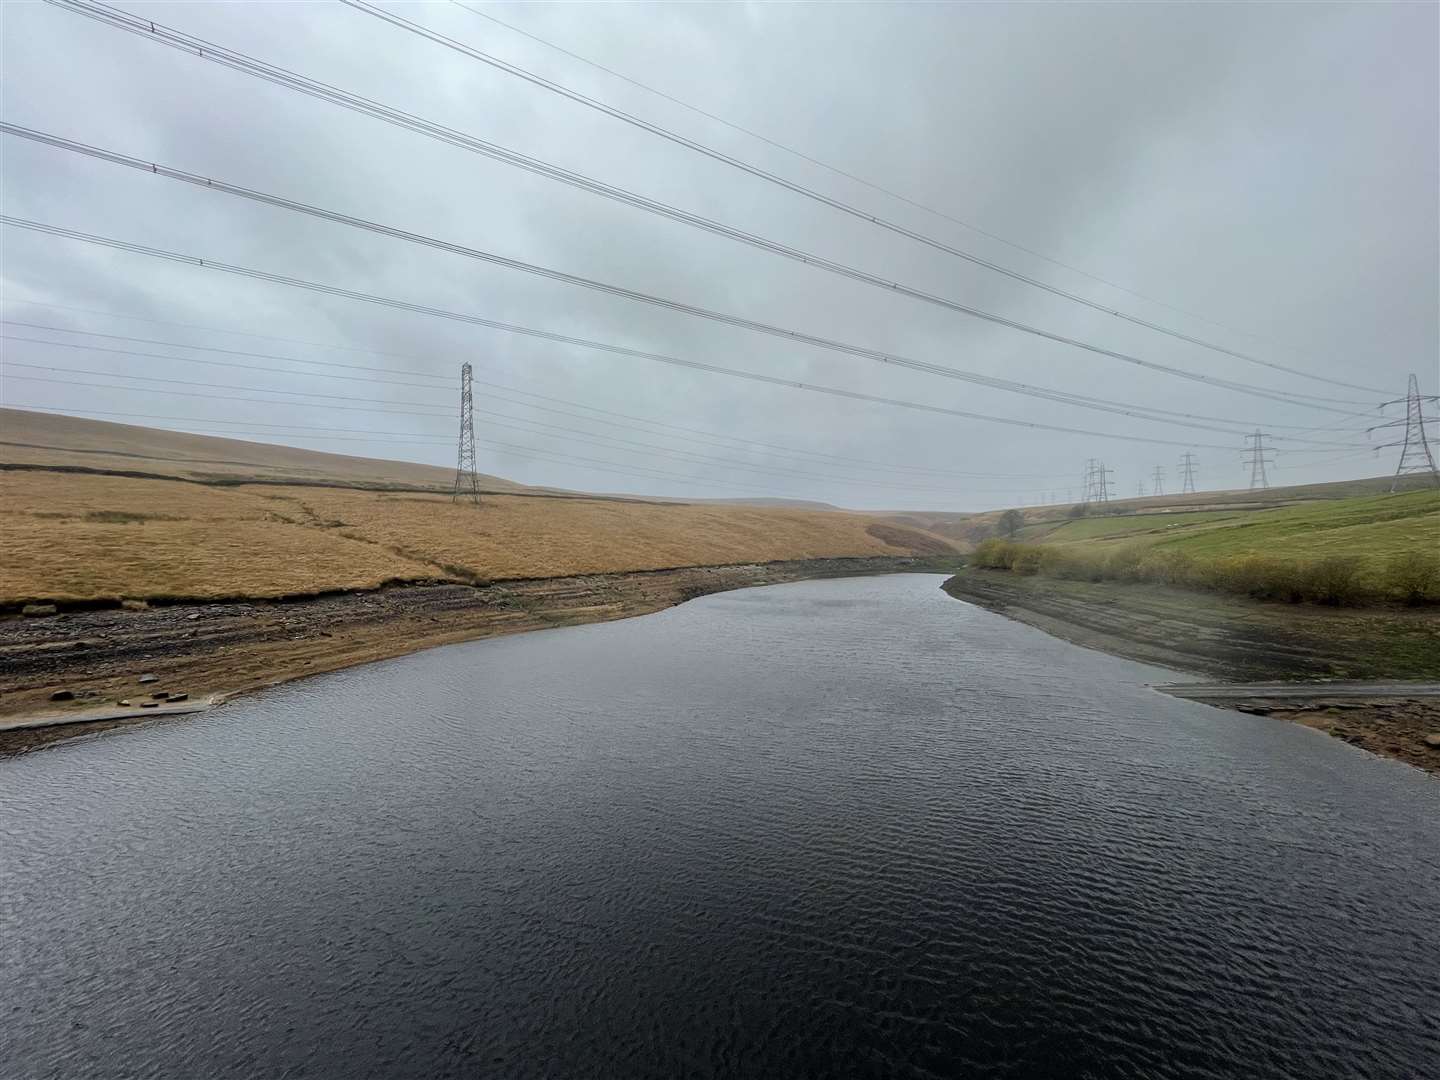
xmin=3 ymin=575 xmax=1438 ymax=1078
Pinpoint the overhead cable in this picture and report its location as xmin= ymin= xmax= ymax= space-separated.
xmin=1 ymin=215 xmax=1347 ymax=452
xmin=27 ymin=8 xmax=1390 ymax=399
xmin=0 ymin=125 xmax=1368 ymax=427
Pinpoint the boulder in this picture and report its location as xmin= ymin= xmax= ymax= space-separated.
xmin=137 ymin=674 xmax=159 ymax=684
xmin=151 ymin=692 xmax=170 ymax=700
xmin=117 ymin=699 xmax=132 ymax=707
xmin=21 ymin=604 xmax=57 ymax=617
xmin=120 ymin=599 xmax=149 ymax=612
xmin=139 ymin=702 xmax=159 ymax=709
xmin=1423 ymin=734 xmax=1440 ymax=750
xmin=167 ymin=692 xmax=189 ymax=702
xmin=49 ymin=689 xmax=75 ymax=702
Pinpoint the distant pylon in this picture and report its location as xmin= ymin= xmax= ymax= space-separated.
xmin=1368 ymin=374 xmax=1440 ymax=492
xmin=1136 ymin=481 xmax=1147 ymax=498
xmin=452 ymin=361 xmax=481 ymax=505
xmin=1151 ymin=465 xmax=1165 ymax=497
xmin=1082 ymin=458 xmax=1113 ymax=503
xmin=1242 ymin=430 xmax=1274 ymax=491
xmin=1178 ymin=452 xmax=1198 ymax=494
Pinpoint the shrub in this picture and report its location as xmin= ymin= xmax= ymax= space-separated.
xmin=1200 ymin=556 xmax=1304 ymax=602
xmin=1105 ymin=546 xmax=1147 ymax=582
xmin=997 ymin=509 xmax=1025 ymax=538
xmin=1384 ymin=551 xmax=1440 ymax=605
xmin=1066 ymin=503 xmax=1089 ymax=519
xmin=1137 ymin=550 xmax=1197 ymax=589
xmin=971 ymin=538 xmax=1013 ymax=569
xmin=1300 ymin=556 xmax=1366 ymax=606
xmin=1011 ymin=546 xmax=1044 ymax=575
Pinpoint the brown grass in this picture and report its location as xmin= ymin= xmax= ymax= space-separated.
xmin=0 ymin=471 xmax=952 ymax=604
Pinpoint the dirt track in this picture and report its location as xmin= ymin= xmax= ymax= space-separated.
xmin=0 ymin=556 xmax=941 ymax=753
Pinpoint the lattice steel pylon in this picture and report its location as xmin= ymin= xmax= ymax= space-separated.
xmin=1178 ymin=452 xmax=1198 ymax=494
xmin=452 ymin=361 xmax=481 ymax=505
xmin=1081 ymin=458 xmax=1113 ymax=504
xmin=1242 ymin=430 xmax=1274 ymax=491
xmin=1151 ymin=465 xmax=1165 ymax=497
xmin=1369 ymin=374 xmax=1440 ymax=492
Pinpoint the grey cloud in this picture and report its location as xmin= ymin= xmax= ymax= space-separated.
xmin=1 ymin=0 xmax=1434 ymax=508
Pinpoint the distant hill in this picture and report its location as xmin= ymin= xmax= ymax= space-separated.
xmin=882 ymin=475 xmax=1429 ymax=550
xmin=0 ymin=408 xmax=533 ymax=493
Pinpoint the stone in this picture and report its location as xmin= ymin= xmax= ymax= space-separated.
xmin=186 ymin=613 xmax=201 ymax=621
xmin=21 ymin=603 xmax=57 ymax=617
xmin=117 ymin=700 xmax=132 ymax=707
xmin=120 ymin=599 xmax=149 ymax=612
xmin=139 ymin=702 xmax=159 ymax=709
xmin=167 ymin=692 xmax=189 ymax=702
xmin=1422 ymin=734 xmax=1440 ymax=750
xmin=137 ymin=673 xmax=159 ymax=684
xmin=151 ymin=692 xmax=170 ymax=700
xmin=49 ymin=689 xmax=75 ymax=702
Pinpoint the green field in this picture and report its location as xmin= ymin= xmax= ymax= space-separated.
xmin=1025 ymin=493 xmax=1437 ymax=562
xmin=975 ymin=489 xmax=1440 ymax=603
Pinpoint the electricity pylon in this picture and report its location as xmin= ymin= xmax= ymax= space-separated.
xmin=1081 ymin=458 xmax=1112 ymax=503
xmin=1369 ymin=374 xmax=1439 ymax=492
xmin=1242 ymin=431 xmax=1274 ymax=491
xmin=1178 ymin=452 xmax=1198 ymax=494
xmin=452 ymin=361 xmax=481 ymax=505
xmin=1151 ymin=465 xmax=1165 ymax=497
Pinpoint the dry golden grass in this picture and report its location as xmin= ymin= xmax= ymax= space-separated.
xmin=0 ymin=472 xmax=434 ymax=602
xmin=0 ymin=471 xmax=948 ymax=604
xmin=298 ymin=488 xmax=925 ymax=580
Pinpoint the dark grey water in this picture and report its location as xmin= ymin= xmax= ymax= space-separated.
xmin=2 ymin=575 xmax=1438 ymax=1079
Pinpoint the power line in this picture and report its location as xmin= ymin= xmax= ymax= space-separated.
xmin=0 ymin=320 xmax=1071 ymax=480
xmin=2 ymin=343 xmax=1087 ymax=491
xmin=0 ymin=367 xmax=1069 ymax=496
xmin=3 ymin=215 xmax=1301 ymax=452
xmin=3 ymin=399 xmax=1081 ymax=504
xmin=446 ymin=1 xmax=1347 ymax=369
xmin=26 ymin=9 xmax=1389 ymax=402
xmin=3 ymin=123 xmax=1371 ymax=424
xmin=343 ymin=0 xmax=1389 ymax=397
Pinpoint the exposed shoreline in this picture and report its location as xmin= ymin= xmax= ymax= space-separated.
xmin=943 ymin=570 xmax=1440 ymax=775
xmin=0 ymin=556 xmax=949 ymax=753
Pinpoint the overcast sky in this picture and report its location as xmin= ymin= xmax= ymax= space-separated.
xmin=2 ymin=0 xmax=1435 ymax=510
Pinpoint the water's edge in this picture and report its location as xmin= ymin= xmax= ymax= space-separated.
xmin=942 ymin=570 xmax=1440 ymax=776
xmin=0 ymin=556 xmax=957 ymax=752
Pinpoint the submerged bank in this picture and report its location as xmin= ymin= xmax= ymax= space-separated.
xmin=943 ymin=569 xmax=1440 ymax=774
xmin=0 ymin=556 xmax=949 ymax=752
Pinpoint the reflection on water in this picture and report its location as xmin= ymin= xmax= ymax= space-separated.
xmin=3 ymin=575 xmax=1437 ymax=1078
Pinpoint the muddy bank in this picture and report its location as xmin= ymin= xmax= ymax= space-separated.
xmin=944 ymin=569 xmax=1440 ymax=775
xmin=0 ymin=557 xmax=946 ymax=752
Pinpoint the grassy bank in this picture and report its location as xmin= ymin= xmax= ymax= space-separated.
xmin=969 ymin=490 xmax=1440 ymax=607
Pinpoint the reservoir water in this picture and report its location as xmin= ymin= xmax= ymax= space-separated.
xmin=3 ymin=574 xmax=1437 ymax=1078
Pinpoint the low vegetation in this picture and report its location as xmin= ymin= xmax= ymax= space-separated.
xmin=0 ymin=471 xmax=955 ymax=606
xmin=971 ymin=531 xmax=1438 ymax=607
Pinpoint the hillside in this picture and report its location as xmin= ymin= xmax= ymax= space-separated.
xmin=0 ymin=410 xmax=956 ymax=606
xmin=891 ymin=474 xmax=1435 ymax=552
